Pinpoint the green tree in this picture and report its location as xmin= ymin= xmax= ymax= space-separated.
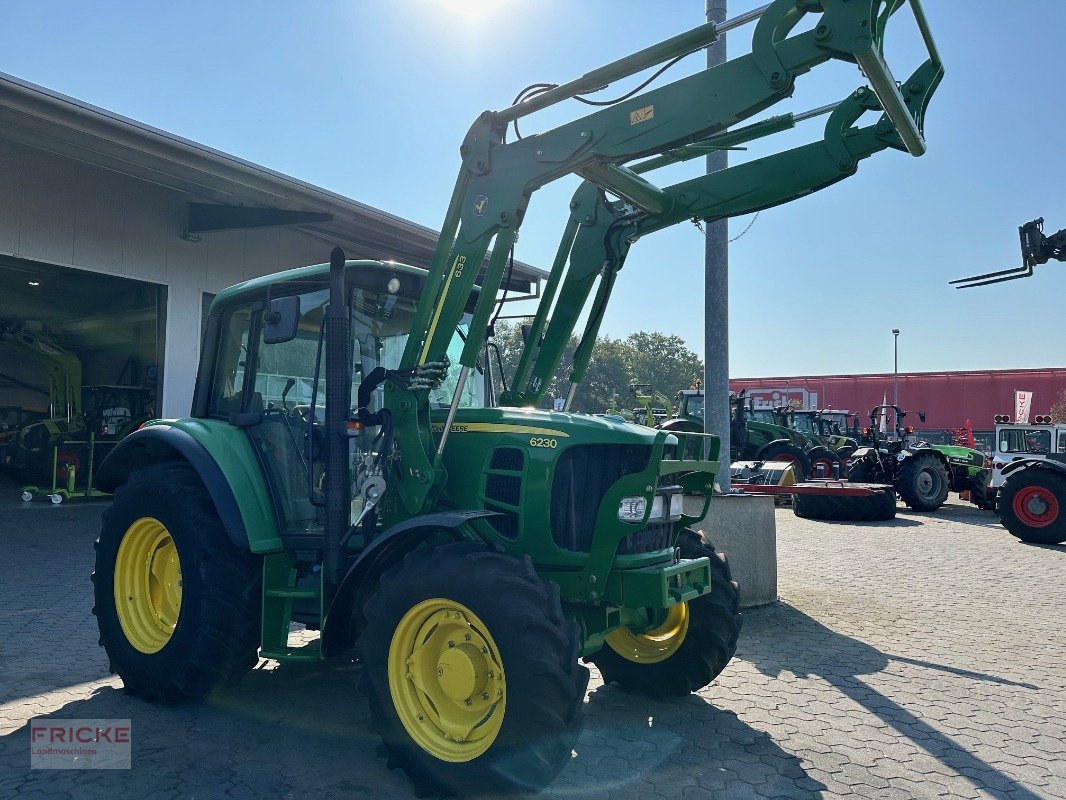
xmin=624 ymin=331 xmax=705 ymax=405
xmin=488 ymin=322 xmax=704 ymax=418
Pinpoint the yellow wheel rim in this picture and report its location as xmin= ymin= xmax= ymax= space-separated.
xmin=388 ymin=598 xmax=506 ymax=763
xmin=113 ymin=517 xmax=182 ymax=654
xmin=604 ymin=602 xmax=690 ymax=664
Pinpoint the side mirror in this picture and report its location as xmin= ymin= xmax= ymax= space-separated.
xmin=263 ymin=295 xmax=301 ymax=344
xmin=918 ymin=411 xmax=927 ymax=423
xmin=520 ymin=323 xmax=533 ymax=345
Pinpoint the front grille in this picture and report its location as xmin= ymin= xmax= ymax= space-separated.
xmin=551 ymin=444 xmax=651 ymax=552
xmin=617 ymin=520 xmax=673 ymax=555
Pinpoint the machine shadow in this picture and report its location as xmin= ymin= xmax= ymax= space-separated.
xmin=548 ymin=683 xmax=827 ymax=799
xmin=739 ymin=602 xmax=1044 ymax=800
xmin=0 ymin=651 xmax=825 ymax=800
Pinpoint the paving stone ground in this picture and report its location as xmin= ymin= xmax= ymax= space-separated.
xmin=0 ymin=473 xmax=1063 ymax=799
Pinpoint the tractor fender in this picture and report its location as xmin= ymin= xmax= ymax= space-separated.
xmin=1002 ymin=457 xmax=1066 ymax=479
xmin=755 ymin=438 xmax=795 ymax=457
xmin=95 ymin=425 xmax=282 ymax=554
xmin=850 ymin=446 xmax=878 ymax=461
xmin=898 ymin=447 xmax=949 ymax=467
xmin=321 ymin=510 xmax=499 ymax=656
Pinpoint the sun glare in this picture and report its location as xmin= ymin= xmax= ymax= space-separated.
xmin=433 ymin=0 xmax=509 ymax=22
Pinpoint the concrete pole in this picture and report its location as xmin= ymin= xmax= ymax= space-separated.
xmin=705 ymin=0 xmax=730 ymax=490
xmin=892 ymin=328 xmax=900 ymax=409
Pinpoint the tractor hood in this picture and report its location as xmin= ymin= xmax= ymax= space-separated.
xmin=433 ymin=406 xmax=660 ymax=446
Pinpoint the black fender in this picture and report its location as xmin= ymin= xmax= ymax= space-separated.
xmin=1002 ymin=457 xmax=1066 ymax=479
xmin=321 ymin=510 xmax=498 ymax=656
xmin=95 ymin=426 xmax=248 ymax=550
xmin=757 ymin=437 xmax=796 ymax=456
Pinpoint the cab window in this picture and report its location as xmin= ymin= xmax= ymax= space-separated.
xmin=999 ymin=429 xmax=1051 ymax=454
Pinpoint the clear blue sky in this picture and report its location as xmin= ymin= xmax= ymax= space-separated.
xmin=2 ymin=1 xmax=1064 ymax=378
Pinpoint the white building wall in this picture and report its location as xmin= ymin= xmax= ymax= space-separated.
xmin=0 ymin=138 xmax=334 ymax=416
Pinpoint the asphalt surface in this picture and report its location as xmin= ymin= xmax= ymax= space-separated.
xmin=0 ymin=472 xmax=1063 ymax=799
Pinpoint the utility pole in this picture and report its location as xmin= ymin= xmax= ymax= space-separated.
xmin=705 ymin=0 xmax=730 ymax=490
xmin=892 ymin=328 xmax=900 ymax=410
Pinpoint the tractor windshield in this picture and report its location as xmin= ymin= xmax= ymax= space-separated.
xmin=683 ymin=394 xmax=705 ymax=420
xmin=207 ymin=277 xmax=486 ymax=420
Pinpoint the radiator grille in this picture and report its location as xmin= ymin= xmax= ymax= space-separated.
xmin=551 ymin=444 xmax=651 ymax=552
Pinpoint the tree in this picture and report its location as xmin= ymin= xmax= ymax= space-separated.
xmin=489 ymin=323 xmax=705 ymax=418
xmin=624 ymin=331 xmax=705 ymax=406
xmin=1050 ymin=390 xmax=1066 ymax=424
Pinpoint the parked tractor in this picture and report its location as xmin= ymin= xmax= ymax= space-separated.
xmin=768 ymin=407 xmax=854 ymax=477
xmin=629 ymin=382 xmax=673 ymax=426
xmin=89 ymin=2 xmax=941 ymax=794
xmin=997 ymin=454 xmax=1066 ymax=545
xmin=662 ymin=389 xmax=816 ymax=479
xmin=988 ymin=416 xmax=1065 ymax=503
xmin=847 ymin=405 xmax=986 ymax=511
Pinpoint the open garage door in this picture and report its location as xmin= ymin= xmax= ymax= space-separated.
xmin=0 ymin=256 xmax=164 ymax=487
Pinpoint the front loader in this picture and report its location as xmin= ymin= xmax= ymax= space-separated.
xmin=91 ymin=2 xmax=942 ymax=795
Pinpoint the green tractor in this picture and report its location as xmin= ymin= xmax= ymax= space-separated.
xmin=768 ymin=407 xmax=863 ymax=476
xmin=89 ymin=2 xmax=940 ymax=794
xmin=663 ymin=389 xmax=816 ymax=480
xmin=847 ymin=405 xmax=987 ymax=511
xmin=629 ymin=382 xmax=673 ymax=427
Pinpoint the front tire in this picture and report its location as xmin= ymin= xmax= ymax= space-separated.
xmin=898 ymin=453 xmax=950 ymax=511
xmin=999 ymin=469 xmax=1066 ymax=545
xmin=358 ymin=541 xmax=588 ymax=796
xmin=970 ymin=468 xmax=996 ymax=511
xmin=93 ymin=462 xmax=261 ymax=701
xmin=587 ymin=529 xmax=741 ymax=696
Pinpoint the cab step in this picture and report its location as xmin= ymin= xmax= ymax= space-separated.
xmin=261 ymin=552 xmax=324 ymax=663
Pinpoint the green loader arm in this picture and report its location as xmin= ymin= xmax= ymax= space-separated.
xmin=389 ymin=0 xmax=943 ymax=514
xmin=504 ymin=57 xmax=942 ymax=406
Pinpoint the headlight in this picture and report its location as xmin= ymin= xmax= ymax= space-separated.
xmin=651 ymin=495 xmax=665 ymax=520
xmin=650 ymin=493 xmax=684 ymax=520
xmin=668 ymin=493 xmax=685 ymax=519
xmin=618 ymin=496 xmax=647 ymax=523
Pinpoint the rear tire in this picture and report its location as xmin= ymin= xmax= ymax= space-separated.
xmin=587 ymin=529 xmax=741 ymax=696
xmin=898 ymin=453 xmax=950 ymax=511
xmin=807 ymin=447 xmax=841 ymax=479
xmin=93 ymin=462 xmax=261 ymax=701
xmin=757 ymin=442 xmax=812 ymax=482
xmin=793 ymin=486 xmax=896 ymax=521
xmin=998 ymin=469 xmax=1066 ymax=545
xmin=358 ymin=541 xmax=588 ymax=796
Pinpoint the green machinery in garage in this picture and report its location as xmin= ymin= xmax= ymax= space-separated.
xmin=91 ymin=2 xmax=942 ymax=794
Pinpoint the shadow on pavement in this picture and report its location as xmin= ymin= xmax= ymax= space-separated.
xmin=740 ymin=602 xmax=1044 ymax=800
xmin=0 ymin=652 xmax=827 ymax=800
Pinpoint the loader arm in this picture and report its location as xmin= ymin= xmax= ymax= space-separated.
xmin=503 ymin=60 xmax=941 ymax=406
xmin=388 ymin=0 xmax=943 ymax=515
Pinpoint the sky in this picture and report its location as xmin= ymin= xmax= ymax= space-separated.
xmin=2 ymin=0 xmax=1064 ymax=379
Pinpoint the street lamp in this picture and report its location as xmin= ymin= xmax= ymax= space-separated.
xmin=891 ymin=329 xmax=900 ymax=411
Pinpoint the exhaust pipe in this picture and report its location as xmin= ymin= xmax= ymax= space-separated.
xmin=324 ymin=247 xmax=351 ymax=589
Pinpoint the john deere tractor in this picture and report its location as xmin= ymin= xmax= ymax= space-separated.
xmin=847 ymin=405 xmax=985 ymax=511
xmin=90 ymin=3 xmax=940 ymax=794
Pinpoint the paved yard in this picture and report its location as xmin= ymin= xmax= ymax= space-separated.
xmin=0 ymin=473 xmax=1063 ymax=799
